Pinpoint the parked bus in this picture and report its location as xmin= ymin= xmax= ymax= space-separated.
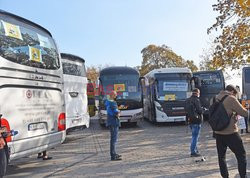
xmin=98 ymin=66 xmax=143 ymax=126
xmin=242 ymin=67 xmax=250 ymax=109
xmin=61 ymin=53 xmax=90 ymax=131
xmin=142 ymin=68 xmax=193 ymax=123
xmin=193 ymin=70 xmax=225 ymax=119
xmin=0 ymin=10 xmax=65 ymax=161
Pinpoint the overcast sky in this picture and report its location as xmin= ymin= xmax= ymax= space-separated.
xmin=0 ymin=0 xmax=218 ymax=68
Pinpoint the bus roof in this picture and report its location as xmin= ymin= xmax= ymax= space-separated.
xmin=61 ymin=53 xmax=85 ymax=63
xmin=100 ymin=66 xmax=139 ymax=76
xmin=243 ymin=66 xmax=250 ymax=70
xmin=194 ymin=70 xmax=223 ymax=75
xmin=145 ymin=67 xmax=192 ymax=77
xmin=0 ymin=9 xmax=52 ymax=37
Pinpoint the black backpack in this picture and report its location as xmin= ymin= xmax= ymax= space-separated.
xmin=208 ymin=95 xmax=230 ymax=131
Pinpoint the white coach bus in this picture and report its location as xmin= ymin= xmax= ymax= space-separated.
xmin=142 ymin=68 xmax=194 ymax=123
xmin=0 ymin=10 xmax=65 ymax=161
xmin=61 ymin=53 xmax=90 ymax=131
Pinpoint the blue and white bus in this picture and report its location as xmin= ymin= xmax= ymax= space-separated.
xmin=98 ymin=66 xmax=143 ymax=126
xmin=242 ymin=67 xmax=250 ymax=109
xmin=142 ymin=68 xmax=193 ymax=123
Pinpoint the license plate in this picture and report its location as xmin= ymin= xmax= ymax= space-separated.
xmin=28 ymin=123 xmax=45 ymax=131
xmin=174 ymin=118 xmax=184 ymax=122
xmin=120 ymin=116 xmax=131 ymax=122
xmin=120 ymin=119 xmax=128 ymax=122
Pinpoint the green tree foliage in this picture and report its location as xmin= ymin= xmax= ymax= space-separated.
xmin=140 ymin=44 xmax=198 ymax=76
xmin=207 ymin=0 xmax=250 ymax=70
xmin=186 ymin=60 xmax=199 ymax=72
xmin=86 ymin=66 xmax=99 ymax=82
xmin=199 ymin=46 xmax=219 ymax=71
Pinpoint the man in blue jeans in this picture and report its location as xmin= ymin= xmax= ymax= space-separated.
xmin=105 ymin=91 xmax=122 ymax=161
xmin=185 ymin=88 xmax=203 ymax=157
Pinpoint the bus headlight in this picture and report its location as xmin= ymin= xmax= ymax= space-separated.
xmin=100 ymin=113 xmax=107 ymax=117
xmin=135 ymin=112 xmax=142 ymax=117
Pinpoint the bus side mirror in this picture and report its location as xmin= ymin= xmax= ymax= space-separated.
xmin=139 ymin=77 xmax=145 ymax=84
xmin=191 ymin=77 xmax=201 ymax=88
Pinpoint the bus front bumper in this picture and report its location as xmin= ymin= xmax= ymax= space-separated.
xmin=99 ymin=108 xmax=143 ymax=124
xmin=155 ymin=109 xmax=186 ymax=122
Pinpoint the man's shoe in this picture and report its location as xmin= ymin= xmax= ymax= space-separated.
xmin=190 ymin=153 xmax=201 ymax=157
xmin=111 ymin=157 xmax=122 ymax=161
xmin=43 ymin=156 xmax=52 ymax=160
xmin=37 ymin=155 xmax=43 ymax=159
xmin=115 ymin=154 xmax=122 ymax=158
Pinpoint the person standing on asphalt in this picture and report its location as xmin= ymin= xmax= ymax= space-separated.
xmin=37 ymin=151 xmax=52 ymax=160
xmin=214 ymin=85 xmax=249 ymax=178
xmin=105 ymin=91 xmax=122 ymax=161
xmin=0 ymin=128 xmax=7 ymax=178
xmin=235 ymin=85 xmax=249 ymax=134
xmin=185 ymin=88 xmax=203 ymax=157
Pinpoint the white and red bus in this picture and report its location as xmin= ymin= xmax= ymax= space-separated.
xmin=0 ymin=10 xmax=65 ymax=161
xmin=61 ymin=53 xmax=90 ymax=131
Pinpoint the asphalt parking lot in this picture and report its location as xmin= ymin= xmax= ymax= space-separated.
xmin=5 ymin=116 xmax=250 ymax=178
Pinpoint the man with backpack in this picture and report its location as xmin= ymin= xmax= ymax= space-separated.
xmin=185 ymin=88 xmax=204 ymax=157
xmin=213 ymin=85 xmax=249 ymax=178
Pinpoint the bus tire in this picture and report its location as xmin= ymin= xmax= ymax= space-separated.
xmin=0 ymin=148 xmax=7 ymax=177
xmin=99 ymin=121 xmax=106 ymax=127
xmin=132 ymin=122 xmax=137 ymax=127
xmin=149 ymin=110 xmax=156 ymax=123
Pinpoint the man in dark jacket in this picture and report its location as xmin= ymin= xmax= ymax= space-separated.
xmin=185 ymin=88 xmax=203 ymax=157
xmin=105 ymin=91 xmax=122 ymax=161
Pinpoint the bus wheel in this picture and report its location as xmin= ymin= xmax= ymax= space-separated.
xmin=100 ymin=122 xmax=106 ymax=127
xmin=132 ymin=122 xmax=137 ymax=127
xmin=0 ymin=148 xmax=7 ymax=177
xmin=149 ymin=110 xmax=156 ymax=123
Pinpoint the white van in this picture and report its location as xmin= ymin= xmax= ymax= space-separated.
xmin=61 ymin=53 xmax=90 ymax=131
xmin=0 ymin=10 xmax=65 ymax=161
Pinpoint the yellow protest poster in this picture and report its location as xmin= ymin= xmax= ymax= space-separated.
xmin=1 ymin=20 xmax=23 ymax=40
xmin=114 ymin=84 xmax=125 ymax=92
xmin=164 ymin=94 xmax=176 ymax=101
xmin=29 ymin=46 xmax=42 ymax=62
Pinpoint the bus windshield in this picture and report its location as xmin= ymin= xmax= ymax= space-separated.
xmin=155 ymin=73 xmax=191 ymax=101
xmin=100 ymin=74 xmax=141 ymax=101
xmin=244 ymin=69 xmax=250 ymax=84
xmin=62 ymin=61 xmax=86 ymax=77
xmin=194 ymin=72 xmax=224 ymax=94
xmin=0 ymin=15 xmax=60 ymax=70
xmin=198 ymin=73 xmax=222 ymax=86
xmin=244 ymin=68 xmax=250 ymax=98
